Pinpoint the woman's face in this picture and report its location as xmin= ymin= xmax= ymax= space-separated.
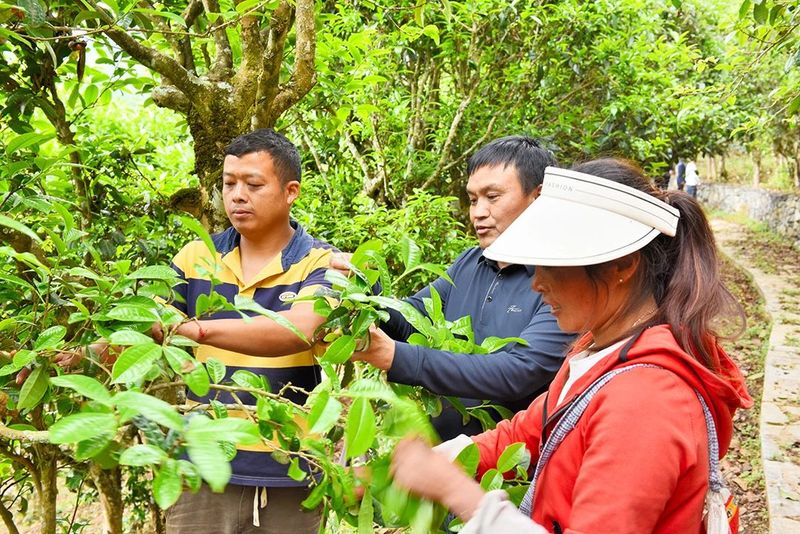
xmin=531 ymin=265 xmax=611 ymax=334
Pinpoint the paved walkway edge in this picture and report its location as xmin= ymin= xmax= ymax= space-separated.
xmin=712 ymin=219 xmax=800 ymax=534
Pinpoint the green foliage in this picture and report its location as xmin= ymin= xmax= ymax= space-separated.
xmin=295 ymin=190 xmax=472 ymax=297
xmin=0 ymin=0 xmax=793 ymax=530
xmin=0 ymin=200 xmax=497 ymax=532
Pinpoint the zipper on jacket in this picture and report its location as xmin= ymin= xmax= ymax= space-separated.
xmin=540 ymin=399 xmax=573 ymax=451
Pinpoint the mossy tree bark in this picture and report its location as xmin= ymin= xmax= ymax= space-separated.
xmin=90 ymin=464 xmax=123 ymax=534
xmin=33 ymin=444 xmax=58 ymax=534
xmin=81 ymin=0 xmax=317 ymax=231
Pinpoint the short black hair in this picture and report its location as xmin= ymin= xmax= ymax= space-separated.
xmin=467 ymin=135 xmax=557 ymax=194
xmin=224 ymin=128 xmax=302 ymax=184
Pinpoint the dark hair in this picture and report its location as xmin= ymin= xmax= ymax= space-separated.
xmin=467 ymin=136 xmax=558 ymax=195
xmin=572 ymin=158 xmax=744 ymax=371
xmin=224 ymin=129 xmax=301 ymax=185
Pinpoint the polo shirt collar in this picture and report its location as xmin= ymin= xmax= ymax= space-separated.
xmin=281 ymin=220 xmax=313 ymax=271
xmin=218 ymin=220 xmax=311 ymax=270
xmin=217 ymin=220 xmax=314 ymax=289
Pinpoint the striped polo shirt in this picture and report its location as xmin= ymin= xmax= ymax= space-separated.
xmin=170 ymin=221 xmax=334 ymax=487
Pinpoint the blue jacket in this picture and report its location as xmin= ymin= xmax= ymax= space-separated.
xmin=383 ymin=247 xmax=573 ymax=440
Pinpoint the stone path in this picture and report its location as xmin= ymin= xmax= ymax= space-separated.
xmin=712 ymin=218 xmax=800 ymax=534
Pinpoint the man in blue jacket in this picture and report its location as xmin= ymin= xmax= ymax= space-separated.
xmin=348 ymin=136 xmax=573 ymax=440
xmin=676 ymin=158 xmax=686 ymax=191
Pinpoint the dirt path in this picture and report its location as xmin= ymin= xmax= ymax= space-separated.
xmin=712 ymin=217 xmax=800 ymax=534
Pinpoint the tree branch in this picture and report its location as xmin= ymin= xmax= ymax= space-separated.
xmin=342 ymin=127 xmax=373 ymax=193
xmin=0 ymin=499 xmax=20 ymax=534
xmin=403 ymin=57 xmax=433 ymax=183
xmin=80 ymin=0 xmax=205 ymax=101
xmin=234 ymin=0 xmax=267 ymax=118
xmin=292 ymin=117 xmax=334 ymax=195
xmin=178 ymin=0 xmax=204 ymax=72
xmin=0 ymin=422 xmax=51 ymax=443
xmin=437 ymin=115 xmax=498 ymax=177
xmin=254 ymin=0 xmax=293 ymax=128
xmin=420 ymin=86 xmax=477 ymax=190
xmin=36 ymin=76 xmax=92 ymax=225
xmin=269 ymin=0 xmax=317 ymax=123
xmin=0 ymin=440 xmax=42 ymax=502
xmin=184 ymin=0 xmax=204 ymax=26
xmin=151 ymin=85 xmax=191 ymax=113
xmin=369 ymin=114 xmax=389 ymax=199
xmin=202 ymin=0 xmax=234 ymax=81
xmin=137 ymin=0 xmax=197 ymax=73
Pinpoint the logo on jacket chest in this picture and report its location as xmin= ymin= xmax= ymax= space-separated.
xmin=507 ymin=304 xmax=523 ymax=313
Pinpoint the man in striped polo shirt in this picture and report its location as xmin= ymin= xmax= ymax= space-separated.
xmin=164 ymin=129 xmax=333 ymax=533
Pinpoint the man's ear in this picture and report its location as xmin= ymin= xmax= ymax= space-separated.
xmin=532 ymin=183 xmax=543 ymax=200
xmin=284 ymin=181 xmax=300 ymax=205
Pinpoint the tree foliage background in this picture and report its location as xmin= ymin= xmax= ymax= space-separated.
xmin=1 ymin=0 xmax=798 ymax=532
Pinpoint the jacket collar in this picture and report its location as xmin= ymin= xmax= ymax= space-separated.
xmin=478 ymin=251 xmax=536 ymax=276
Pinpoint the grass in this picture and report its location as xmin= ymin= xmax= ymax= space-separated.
xmin=706 ymin=208 xmax=772 ymax=234
xmin=785 ymin=334 xmax=800 ymax=348
xmin=701 ymin=151 xmax=799 ymax=192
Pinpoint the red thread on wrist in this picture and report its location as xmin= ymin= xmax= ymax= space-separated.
xmin=192 ymin=318 xmax=207 ymax=341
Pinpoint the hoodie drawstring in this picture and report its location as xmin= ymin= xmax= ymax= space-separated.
xmin=252 ymin=486 xmax=268 ymax=527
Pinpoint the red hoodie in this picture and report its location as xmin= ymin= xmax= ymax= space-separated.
xmin=472 ymin=325 xmax=752 ymax=534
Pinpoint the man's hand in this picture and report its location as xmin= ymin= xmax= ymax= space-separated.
xmin=56 ymin=342 xmax=117 ymax=368
xmin=351 ymin=326 xmax=395 ymax=371
xmin=14 ymin=342 xmax=117 ymax=386
xmin=150 ymin=322 xmax=165 ymax=343
xmin=329 ymin=252 xmax=353 ymax=277
xmin=53 ymin=349 xmax=83 ymax=369
xmin=151 ymin=320 xmax=203 ymax=344
xmin=350 ymin=464 xmax=371 ymax=500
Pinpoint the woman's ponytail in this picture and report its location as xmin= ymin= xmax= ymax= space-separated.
xmin=571 ymin=158 xmax=745 ymax=370
xmin=648 ymin=191 xmax=745 ymax=370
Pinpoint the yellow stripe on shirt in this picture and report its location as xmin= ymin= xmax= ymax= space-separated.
xmin=195 ymin=344 xmax=316 ymax=368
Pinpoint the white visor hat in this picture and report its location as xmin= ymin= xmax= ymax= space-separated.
xmin=484 ymin=166 xmax=680 ymax=266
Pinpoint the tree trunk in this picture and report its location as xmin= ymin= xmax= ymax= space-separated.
xmin=186 ymin=103 xmax=246 ymax=232
xmin=34 ymin=445 xmax=58 ymax=534
xmin=148 ymin=495 xmax=166 ymax=534
xmin=89 ymin=465 xmax=123 ymax=534
xmin=0 ymin=500 xmax=20 ymax=534
xmin=708 ymin=156 xmax=717 ymax=180
xmin=752 ymin=151 xmax=762 ymax=186
xmin=794 ymin=151 xmax=800 ymax=188
xmin=720 ymin=154 xmax=728 ymax=180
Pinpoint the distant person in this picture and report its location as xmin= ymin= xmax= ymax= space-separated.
xmin=676 ymin=158 xmax=686 ymax=191
xmin=339 ymin=136 xmax=574 ymax=441
xmin=389 ymin=159 xmax=751 ymax=533
xmin=685 ymin=160 xmax=700 ymax=198
xmin=659 ymin=167 xmax=670 ymax=190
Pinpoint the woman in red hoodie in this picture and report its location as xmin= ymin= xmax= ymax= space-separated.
xmin=390 ymin=158 xmax=752 ymax=533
